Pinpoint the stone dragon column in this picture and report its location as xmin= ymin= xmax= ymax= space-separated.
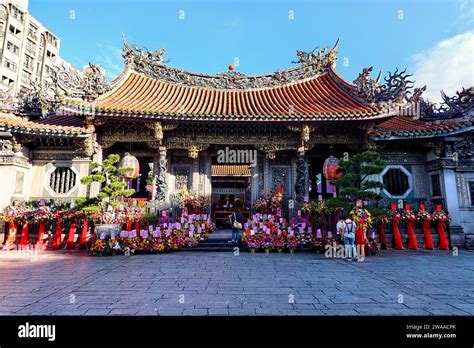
xmin=155 ymin=146 xmax=168 ymax=201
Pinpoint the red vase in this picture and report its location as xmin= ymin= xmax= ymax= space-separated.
xmin=421 ymin=220 xmax=433 ymax=249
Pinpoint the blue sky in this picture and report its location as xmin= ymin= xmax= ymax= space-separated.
xmin=30 ymin=0 xmax=473 ymax=101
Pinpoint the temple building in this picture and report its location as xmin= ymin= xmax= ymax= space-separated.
xmin=0 ymin=38 xmax=473 ymax=247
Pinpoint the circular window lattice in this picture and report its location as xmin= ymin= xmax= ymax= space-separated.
xmin=382 ymin=168 xmax=409 ymax=196
xmin=49 ymin=167 xmax=76 ymax=194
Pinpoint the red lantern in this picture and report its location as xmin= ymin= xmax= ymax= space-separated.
xmin=322 ymin=155 xmax=341 ymax=180
xmin=120 ymin=153 xmax=140 ymax=179
xmin=228 ymin=64 xmax=234 ymax=71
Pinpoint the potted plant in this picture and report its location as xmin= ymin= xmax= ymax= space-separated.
xmin=79 ymin=154 xmax=136 ymax=240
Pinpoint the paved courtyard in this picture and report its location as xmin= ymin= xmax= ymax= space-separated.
xmin=0 ymin=248 xmax=473 ymax=316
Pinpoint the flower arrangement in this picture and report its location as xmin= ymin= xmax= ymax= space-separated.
xmin=253 ymin=197 xmax=268 ymax=213
xmin=402 ymin=209 xmax=416 ymax=221
xmin=286 ymin=235 xmax=298 ymax=251
xmin=273 ymin=236 xmax=286 ymax=252
xmin=387 ymin=207 xmax=401 ymax=221
xmin=268 ymin=186 xmax=283 ymax=214
xmin=417 ymin=209 xmax=431 ymax=222
xmin=261 ymin=235 xmax=274 ymax=251
xmin=365 ymin=237 xmax=381 ymax=256
xmin=350 ymin=208 xmax=373 ymax=228
xmin=243 ymin=234 xmax=261 ymax=251
xmin=432 ymin=210 xmax=450 ymax=222
xmin=90 ymin=239 xmax=106 ymax=254
xmin=97 ymin=207 xmax=125 ymax=224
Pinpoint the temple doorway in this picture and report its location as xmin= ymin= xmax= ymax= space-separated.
xmin=210 ymin=164 xmax=251 ymax=227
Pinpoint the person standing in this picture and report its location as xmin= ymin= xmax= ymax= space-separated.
xmin=343 ymin=216 xmax=357 ymax=260
xmin=229 ymin=207 xmax=243 ymax=244
xmin=336 ymin=216 xmax=345 ymax=245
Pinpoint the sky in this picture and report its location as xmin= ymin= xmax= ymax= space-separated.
xmin=29 ymin=0 xmax=474 ymax=102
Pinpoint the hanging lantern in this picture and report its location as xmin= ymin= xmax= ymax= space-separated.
xmin=322 ymin=155 xmax=341 ymax=180
xmin=120 ymin=152 xmax=140 ymax=179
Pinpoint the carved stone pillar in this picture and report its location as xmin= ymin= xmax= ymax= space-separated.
xmin=295 ymin=149 xmax=307 ymax=203
xmin=155 ymin=146 xmax=167 ymax=201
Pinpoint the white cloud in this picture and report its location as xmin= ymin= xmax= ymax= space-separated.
xmin=457 ymin=0 xmax=474 ymax=27
xmin=410 ymin=31 xmax=474 ymax=103
xmin=94 ymin=42 xmax=124 ymax=81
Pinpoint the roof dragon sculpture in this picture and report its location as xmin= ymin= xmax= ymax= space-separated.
xmin=121 ymin=34 xmax=340 ymax=90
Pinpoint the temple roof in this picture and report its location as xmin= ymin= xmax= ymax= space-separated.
xmin=59 ymin=39 xmax=398 ymax=122
xmin=0 ymin=113 xmax=88 ymax=137
xmin=61 ymin=67 xmax=390 ymax=122
xmin=372 ymin=116 xmax=473 ymax=140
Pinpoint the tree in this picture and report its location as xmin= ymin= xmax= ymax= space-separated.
xmin=77 ymin=154 xmax=135 ymax=213
xmin=329 ymin=150 xmax=386 ymax=204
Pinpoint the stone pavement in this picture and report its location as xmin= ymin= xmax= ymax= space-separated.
xmin=0 ymin=248 xmax=473 ymax=316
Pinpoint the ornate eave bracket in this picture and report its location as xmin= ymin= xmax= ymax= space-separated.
xmin=143 ymin=122 xmax=179 ymax=144
xmin=285 ymin=123 xmax=318 ymax=150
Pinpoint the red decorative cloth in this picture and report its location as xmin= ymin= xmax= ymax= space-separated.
xmin=126 ymin=217 xmax=132 ymax=231
xmin=78 ymin=220 xmax=89 ymax=250
xmin=377 ymin=222 xmax=388 ymax=248
xmin=19 ymin=222 xmax=29 ymax=249
xmin=4 ymin=221 xmax=18 ymax=250
xmin=392 ymin=217 xmax=404 ymax=250
xmin=437 ymin=220 xmax=449 ymax=250
xmin=135 ymin=218 xmax=140 ymax=238
xmin=406 ymin=220 xmax=418 ymax=250
xmin=35 ymin=222 xmax=47 ymax=251
xmin=66 ymin=223 xmax=77 ymax=250
xmin=52 ymin=219 xmax=63 ymax=250
xmin=355 ymin=226 xmax=365 ymax=246
xmin=422 ymin=221 xmax=433 ymax=249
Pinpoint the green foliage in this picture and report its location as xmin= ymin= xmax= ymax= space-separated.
xmin=331 ymin=150 xmax=385 ymax=202
xmin=366 ymin=206 xmax=387 ymax=220
xmin=325 ymin=198 xmax=353 ymax=213
xmin=80 ymin=153 xmax=136 ymax=212
xmin=142 ymin=212 xmax=158 ymax=226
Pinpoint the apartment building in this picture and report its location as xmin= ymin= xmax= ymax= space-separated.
xmin=0 ymin=0 xmax=68 ymax=98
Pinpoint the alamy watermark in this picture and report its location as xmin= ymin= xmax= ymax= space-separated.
xmin=217 ymin=146 xmax=257 ymax=167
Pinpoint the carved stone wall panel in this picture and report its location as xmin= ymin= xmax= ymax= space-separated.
xmin=411 ymin=164 xmax=429 ymax=199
